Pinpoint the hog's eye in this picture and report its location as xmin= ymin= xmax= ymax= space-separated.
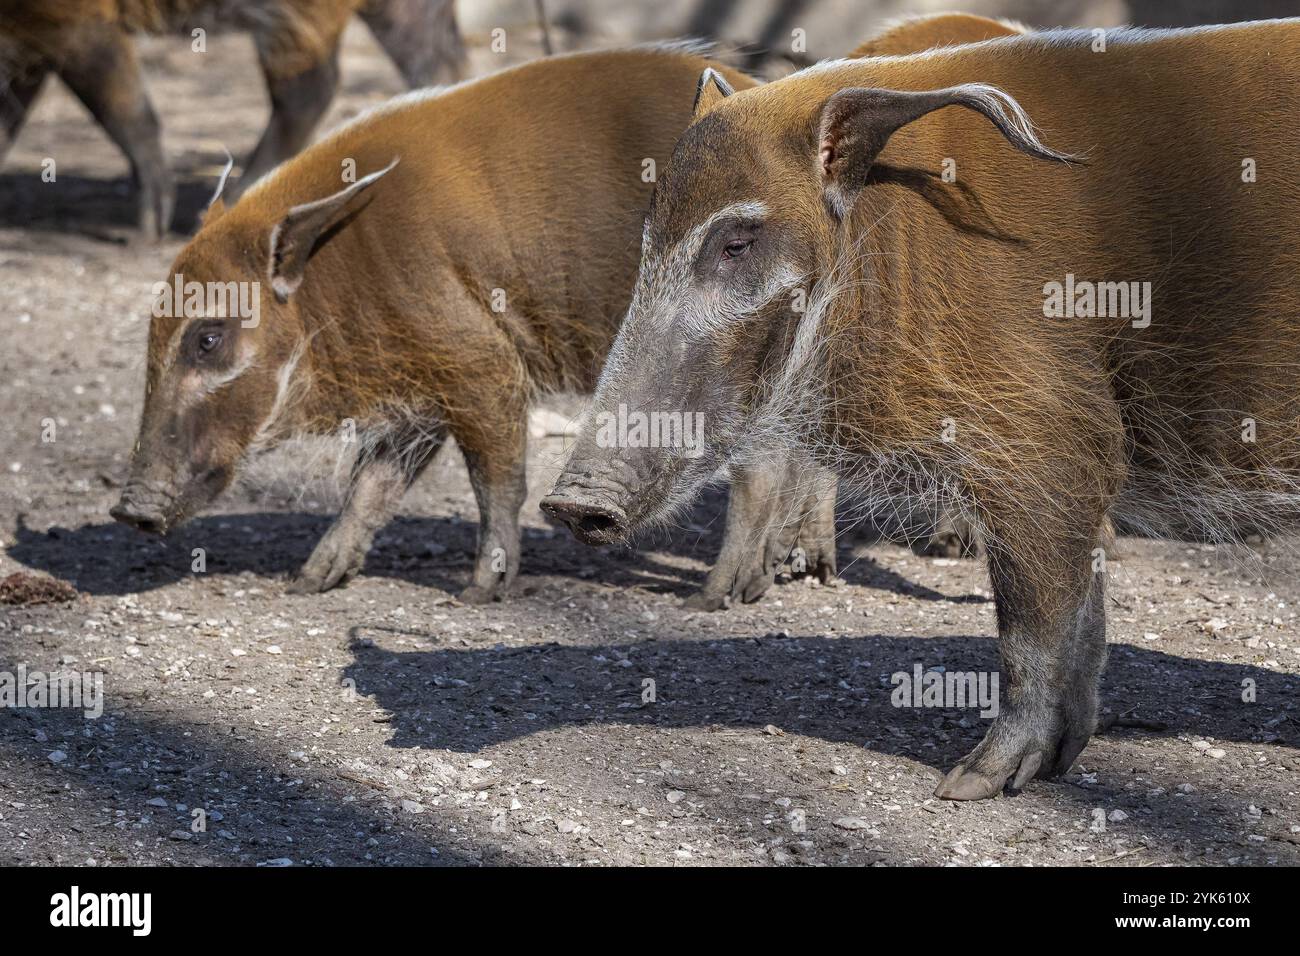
xmin=189 ymin=329 xmax=226 ymax=358
xmin=722 ymin=239 xmax=752 ymax=260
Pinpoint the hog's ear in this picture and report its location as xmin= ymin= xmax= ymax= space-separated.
xmin=201 ymin=150 xmax=235 ymax=225
xmin=693 ymin=67 xmax=734 ymax=119
xmin=817 ymin=84 xmax=1079 ymax=218
xmin=268 ymin=157 xmax=400 ymax=302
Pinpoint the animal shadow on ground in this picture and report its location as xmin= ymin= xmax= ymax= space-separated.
xmin=0 ymin=163 xmax=227 ymax=239
xmin=343 ymin=625 xmax=1299 ymax=857
xmin=8 ymin=484 xmax=987 ymax=602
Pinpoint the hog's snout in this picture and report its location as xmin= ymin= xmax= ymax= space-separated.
xmin=541 ymin=489 xmax=630 ymax=546
xmin=110 ymin=498 xmax=167 ymax=535
xmin=111 ymin=484 xmax=178 ymax=536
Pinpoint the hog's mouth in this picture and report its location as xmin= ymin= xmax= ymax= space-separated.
xmin=110 ymin=466 xmax=231 ymax=536
xmin=111 ymin=486 xmax=180 ymax=535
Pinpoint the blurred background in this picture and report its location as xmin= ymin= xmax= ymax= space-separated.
xmin=2 ymin=0 xmax=1298 ymax=237
xmin=488 ymin=0 xmax=1300 ymax=65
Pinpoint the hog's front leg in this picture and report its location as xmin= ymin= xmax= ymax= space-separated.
xmin=733 ymin=463 xmax=837 ymax=598
xmin=689 ymin=459 xmax=837 ymax=610
xmin=775 ymin=468 xmax=837 ymax=583
xmin=459 ymin=448 xmax=526 ymax=604
xmin=687 ymin=461 xmax=783 ymax=611
xmin=288 ymin=429 xmax=445 ymax=593
xmin=934 ymin=532 xmax=1107 ymax=800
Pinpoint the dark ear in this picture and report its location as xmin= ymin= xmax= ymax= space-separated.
xmin=268 ymin=157 xmax=400 ymax=302
xmin=693 ymin=67 xmax=735 ymax=119
xmin=818 ymin=83 xmax=1079 ymax=218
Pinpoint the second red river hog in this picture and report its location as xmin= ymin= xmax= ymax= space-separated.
xmin=542 ymin=20 xmax=1300 ymax=798
xmin=109 ymin=44 xmax=842 ymax=606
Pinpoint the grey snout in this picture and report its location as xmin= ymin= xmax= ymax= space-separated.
xmin=541 ymin=484 xmax=631 ymax=546
xmin=110 ymin=489 xmax=170 ymax=535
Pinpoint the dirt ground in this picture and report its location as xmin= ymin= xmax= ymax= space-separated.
xmin=1 ymin=23 xmax=1297 ymax=868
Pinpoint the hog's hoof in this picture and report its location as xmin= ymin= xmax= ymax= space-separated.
xmin=290 ymin=518 xmax=373 ymax=594
xmin=286 ymin=570 xmax=353 ymax=594
xmin=934 ymin=765 xmax=1003 ymax=801
xmin=459 ymin=583 xmax=500 ymax=604
xmin=735 ymin=567 xmax=777 ymax=605
xmin=935 ymin=751 xmax=1045 ymax=801
xmin=935 ymin=752 xmax=1044 ymax=800
xmin=798 ymin=556 xmax=839 ymax=586
xmin=287 ymin=562 xmax=361 ymax=594
xmin=289 ymin=538 xmax=367 ymax=593
xmin=683 ymin=591 xmax=728 ymax=612
xmin=935 ymin=723 xmax=1063 ymax=801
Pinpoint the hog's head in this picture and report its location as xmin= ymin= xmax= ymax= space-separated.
xmin=111 ymin=159 xmax=398 ymax=534
xmin=542 ymin=68 xmax=1073 ymax=544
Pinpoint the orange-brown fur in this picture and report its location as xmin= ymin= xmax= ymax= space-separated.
xmin=844 ymin=11 xmax=1026 ymax=558
xmin=120 ymin=46 xmax=767 ymax=602
xmin=548 ymin=20 xmax=1300 ymax=797
xmin=848 ymin=12 xmax=1023 ymax=57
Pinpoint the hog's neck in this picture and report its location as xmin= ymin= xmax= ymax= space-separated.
xmin=284 ymin=238 xmax=442 ymax=438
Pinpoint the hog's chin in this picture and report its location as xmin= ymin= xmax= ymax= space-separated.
xmin=181 ymin=464 xmax=234 ymax=512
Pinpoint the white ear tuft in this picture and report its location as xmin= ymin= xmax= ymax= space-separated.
xmin=208 ymin=147 xmax=235 ymax=209
xmin=693 ymin=67 xmax=735 ymax=118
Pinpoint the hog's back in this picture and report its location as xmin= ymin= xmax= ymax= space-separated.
xmin=272 ymin=47 xmax=751 ymax=392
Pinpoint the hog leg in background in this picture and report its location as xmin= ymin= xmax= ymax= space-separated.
xmin=359 ymin=0 xmax=465 ymax=87
xmin=0 ymin=33 xmax=50 ymax=163
xmin=691 ymin=459 xmax=837 ymax=611
xmin=236 ymin=0 xmax=466 ymax=199
xmin=53 ymin=23 xmax=173 ymax=238
xmin=233 ymin=10 xmax=349 ymax=199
